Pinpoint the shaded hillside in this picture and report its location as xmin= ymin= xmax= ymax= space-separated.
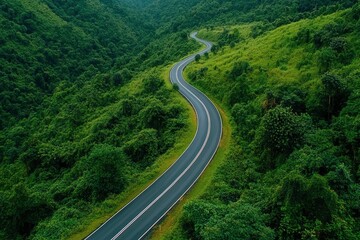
xmin=0 ymin=0 xmax=152 ymax=129
xmin=144 ymin=0 xmax=357 ymax=32
xmin=0 ymin=0 xmax=197 ymax=239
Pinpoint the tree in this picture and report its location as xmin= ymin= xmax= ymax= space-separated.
xmin=276 ymin=173 xmax=351 ymax=239
xmin=329 ymin=37 xmax=355 ymax=65
xmin=75 ymin=144 xmax=127 ymax=201
xmin=119 ymin=68 xmax=132 ymax=83
xmin=0 ymin=182 xmax=55 ymax=238
xmin=211 ymin=44 xmax=219 ymax=54
xmin=229 ymin=61 xmax=251 ymax=79
xmin=172 ymin=83 xmax=179 ymax=91
xmin=182 ymin=201 xmax=274 ymax=240
xmin=181 ymin=200 xmax=226 ymax=239
xmin=318 ymin=47 xmax=336 ymax=73
xmin=321 ymin=73 xmax=349 ymax=119
xmin=202 ymin=204 xmax=275 ymax=240
xmin=139 ymin=99 xmax=167 ymax=130
xmin=258 ymin=106 xmax=306 ymax=156
xmin=333 ymin=92 xmax=360 ymax=176
xmin=296 ymin=27 xmax=312 ymax=44
xmin=121 ymin=97 xmax=136 ymax=116
xmin=143 ymin=75 xmax=164 ymax=93
xmin=124 ymin=129 xmax=159 ymax=165
xmin=228 ymin=78 xmax=251 ymax=106
xmin=195 ymin=54 xmax=201 ymax=62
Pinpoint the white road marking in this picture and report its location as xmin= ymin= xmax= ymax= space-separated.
xmin=111 ymin=55 xmax=212 ymax=240
xmin=86 ymin=33 xmax=221 ymax=240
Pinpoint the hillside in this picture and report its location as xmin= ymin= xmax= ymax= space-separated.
xmin=1 ymin=0 xmax=360 ymax=239
xmin=163 ymin=4 xmax=360 ymax=240
xmin=0 ymin=0 xmax=150 ymax=128
xmin=0 ymin=0 xmax=197 ymax=239
xmin=143 ymin=0 xmax=357 ymax=32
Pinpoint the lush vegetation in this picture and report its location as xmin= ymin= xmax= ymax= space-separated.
xmin=142 ymin=0 xmax=357 ymax=33
xmin=1 ymin=0 xmax=360 ymax=239
xmin=165 ymin=4 xmax=360 ymax=240
xmin=0 ymin=0 xmax=197 ymax=239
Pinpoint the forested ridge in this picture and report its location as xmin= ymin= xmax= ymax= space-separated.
xmin=1 ymin=0 xmax=359 ymax=239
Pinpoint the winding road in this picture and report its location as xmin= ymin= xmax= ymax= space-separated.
xmin=86 ymin=32 xmax=222 ymax=240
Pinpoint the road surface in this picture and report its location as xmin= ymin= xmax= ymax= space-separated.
xmin=86 ymin=32 xmax=222 ymax=240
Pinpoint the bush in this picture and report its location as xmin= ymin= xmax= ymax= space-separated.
xmin=229 ymin=61 xmax=252 ymax=79
xmin=143 ymin=75 xmax=164 ymax=94
xmin=195 ymin=54 xmax=201 ymax=62
xmin=74 ymin=145 xmax=127 ymax=201
xmin=318 ymin=47 xmax=336 ymax=73
xmin=124 ymin=129 xmax=159 ymax=165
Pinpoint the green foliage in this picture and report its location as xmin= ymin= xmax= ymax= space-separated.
xmin=0 ymin=171 xmax=55 ymax=239
xmin=195 ymin=54 xmax=201 ymax=62
xmin=174 ymin=4 xmax=360 ymax=239
xmin=145 ymin=0 xmax=357 ymax=33
xmin=275 ymin=173 xmax=357 ymax=240
xmin=296 ymin=27 xmax=312 ymax=44
xmin=228 ymin=78 xmax=251 ymax=106
xmin=124 ymin=129 xmax=159 ymax=165
xmin=333 ymin=91 xmax=360 ymax=176
xmin=74 ymin=145 xmax=127 ymax=201
xmin=229 ymin=61 xmax=252 ymax=79
xmin=320 ymin=73 xmax=349 ymax=120
xmin=0 ymin=0 xmax=193 ymax=234
xmin=258 ymin=106 xmax=306 ymax=156
xmin=231 ymin=103 xmax=261 ymax=142
xmin=202 ymin=203 xmax=275 ymax=240
xmin=172 ymin=83 xmax=179 ymax=91
xmin=318 ymin=47 xmax=337 ymax=73
xmin=181 ymin=201 xmax=274 ymax=240
xmin=2 ymin=0 xmax=360 ymax=239
xmin=0 ymin=0 xmax=138 ymax=128
xmin=188 ymin=67 xmax=208 ymax=81
xmin=113 ymin=68 xmax=133 ymax=86
xmin=143 ymin=75 xmax=165 ymax=94
xmin=218 ymin=29 xmax=242 ymax=47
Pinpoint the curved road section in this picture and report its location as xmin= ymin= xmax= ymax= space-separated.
xmin=86 ymin=32 xmax=222 ymax=240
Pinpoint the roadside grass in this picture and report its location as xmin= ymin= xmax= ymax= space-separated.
xmin=67 ymin=65 xmax=197 ymax=240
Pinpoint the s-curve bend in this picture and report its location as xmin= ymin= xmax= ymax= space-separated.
xmin=86 ymin=32 xmax=222 ymax=240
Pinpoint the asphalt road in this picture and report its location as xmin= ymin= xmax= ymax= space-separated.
xmin=86 ymin=32 xmax=222 ymax=240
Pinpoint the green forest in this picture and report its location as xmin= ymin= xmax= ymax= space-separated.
xmin=1 ymin=0 xmax=359 ymax=239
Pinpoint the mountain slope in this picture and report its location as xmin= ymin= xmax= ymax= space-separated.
xmin=1 ymin=0 xmax=360 ymax=239
xmin=144 ymin=0 xmax=357 ymax=32
xmin=165 ymin=4 xmax=360 ymax=239
xmin=0 ymin=0 xmax=151 ymax=129
xmin=0 ymin=1 xmax=198 ymax=239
